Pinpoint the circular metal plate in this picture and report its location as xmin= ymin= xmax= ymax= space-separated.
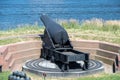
xmin=23 ymin=58 xmax=104 ymax=77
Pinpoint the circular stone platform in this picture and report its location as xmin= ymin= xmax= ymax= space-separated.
xmin=22 ymin=58 xmax=104 ymax=77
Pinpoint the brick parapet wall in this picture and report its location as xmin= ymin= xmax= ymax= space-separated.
xmin=0 ymin=40 xmax=120 ymax=73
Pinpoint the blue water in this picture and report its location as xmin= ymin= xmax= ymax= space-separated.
xmin=0 ymin=0 xmax=120 ymax=30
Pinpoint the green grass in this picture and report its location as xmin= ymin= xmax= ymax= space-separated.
xmin=77 ymin=73 xmax=120 ymax=80
xmin=0 ymin=19 xmax=120 ymax=45
xmin=0 ymin=71 xmax=120 ymax=80
xmin=0 ymin=25 xmax=43 ymax=45
xmin=23 ymin=71 xmax=120 ymax=80
xmin=0 ymin=71 xmax=10 ymax=80
xmin=0 ymin=25 xmax=44 ymax=37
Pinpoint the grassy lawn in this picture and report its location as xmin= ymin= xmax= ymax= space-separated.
xmin=0 ymin=71 xmax=10 ymax=80
xmin=1 ymin=71 xmax=120 ymax=80
xmin=0 ymin=25 xmax=44 ymax=45
xmin=77 ymin=73 xmax=120 ymax=80
xmin=0 ymin=19 xmax=120 ymax=45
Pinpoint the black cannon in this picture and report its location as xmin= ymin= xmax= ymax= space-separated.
xmin=40 ymin=14 xmax=89 ymax=71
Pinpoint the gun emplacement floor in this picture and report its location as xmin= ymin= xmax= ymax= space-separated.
xmin=22 ymin=58 xmax=104 ymax=77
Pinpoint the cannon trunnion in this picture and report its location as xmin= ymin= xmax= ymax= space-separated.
xmin=40 ymin=15 xmax=89 ymax=71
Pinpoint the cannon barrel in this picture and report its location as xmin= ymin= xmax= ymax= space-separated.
xmin=40 ymin=15 xmax=69 ymax=45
